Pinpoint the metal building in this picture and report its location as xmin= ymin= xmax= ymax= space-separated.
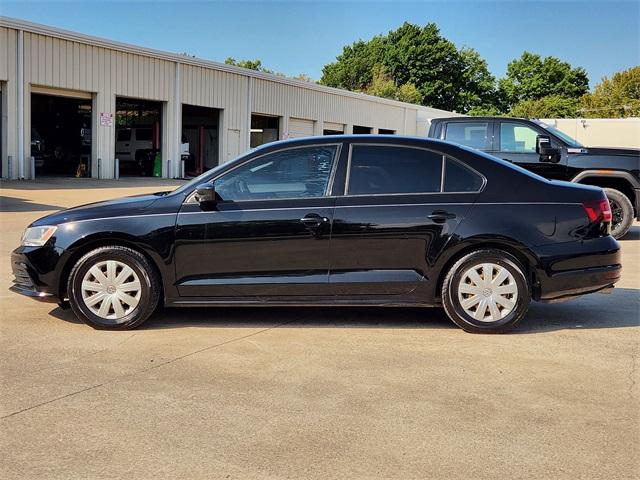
xmin=0 ymin=17 xmax=454 ymax=180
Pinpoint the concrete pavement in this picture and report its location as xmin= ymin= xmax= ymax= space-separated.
xmin=1 ymin=179 xmax=638 ymax=479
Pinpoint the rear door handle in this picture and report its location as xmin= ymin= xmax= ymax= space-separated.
xmin=428 ymin=210 xmax=456 ymax=223
xmin=300 ymin=213 xmax=329 ymax=228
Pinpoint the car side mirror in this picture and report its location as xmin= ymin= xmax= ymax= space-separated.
xmin=194 ymin=183 xmax=217 ymax=209
xmin=536 ymin=135 xmax=560 ymax=163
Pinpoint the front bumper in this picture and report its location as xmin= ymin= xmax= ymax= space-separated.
xmin=10 ymin=247 xmax=62 ymax=303
xmin=533 ymin=235 xmax=621 ymax=301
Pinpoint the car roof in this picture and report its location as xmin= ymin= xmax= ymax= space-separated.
xmin=255 ymin=134 xmax=453 ymax=150
xmin=432 ymin=116 xmax=529 ymax=122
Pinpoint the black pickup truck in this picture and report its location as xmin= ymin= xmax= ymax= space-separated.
xmin=428 ymin=117 xmax=640 ymax=238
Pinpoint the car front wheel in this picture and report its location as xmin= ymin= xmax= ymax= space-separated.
xmin=442 ymin=249 xmax=530 ymax=334
xmin=67 ymin=246 xmax=161 ymax=330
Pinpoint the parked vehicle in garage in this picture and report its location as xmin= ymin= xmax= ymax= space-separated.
xmin=115 ymin=127 xmax=158 ymax=175
xmin=428 ymin=117 xmax=640 ymax=239
xmin=11 ymin=136 xmax=621 ymax=333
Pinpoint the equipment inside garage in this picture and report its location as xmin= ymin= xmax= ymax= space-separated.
xmin=250 ymin=114 xmax=279 ymax=148
xmin=182 ymin=104 xmax=220 ymax=177
xmin=31 ymin=93 xmax=92 ymax=177
xmin=115 ymin=98 xmax=162 ymax=176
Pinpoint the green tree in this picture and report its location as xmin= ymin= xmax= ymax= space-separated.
xmin=320 ymin=22 xmax=495 ymax=112
xmin=224 ymin=57 xmax=273 ymax=73
xmin=509 ymin=95 xmax=579 ymax=118
xmin=362 ymin=65 xmax=423 ymax=104
xmin=499 ymin=52 xmax=589 ymax=110
xmin=578 ymin=66 xmax=640 ymax=118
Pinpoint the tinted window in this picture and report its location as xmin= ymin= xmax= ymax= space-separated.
xmin=136 ymin=128 xmax=153 ymax=141
xmin=444 ymin=158 xmax=483 ymax=192
xmin=444 ymin=122 xmax=490 ymax=150
xmin=215 ymin=145 xmax=337 ymax=201
xmin=348 ymin=145 xmax=442 ymax=195
xmin=117 ymin=130 xmax=131 ymax=141
xmin=500 ymin=122 xmax=538 ymax=152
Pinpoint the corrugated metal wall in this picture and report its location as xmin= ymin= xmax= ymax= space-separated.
xmin=0 ymin=19 xmax=454 ymax=179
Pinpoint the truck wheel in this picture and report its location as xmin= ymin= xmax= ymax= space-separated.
xmin=442 ymin=249 xmax=530 ymax=334
xmin=603 ymin=188 xmax=633 ymax=239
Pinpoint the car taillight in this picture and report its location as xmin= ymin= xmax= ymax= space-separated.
xmin=582 ymin=197 xmax=612 ymax=223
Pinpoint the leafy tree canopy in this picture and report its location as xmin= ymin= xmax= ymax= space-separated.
xmin=578 ymin=66 xmax=640 ymax=118
xmin=509 ymin=95 xmax=579 ymax=118
xmin=224 ymin=57 xmax=273 ymax=73
xmin=499 ymin=52 xmax=589 ymax=110
xmin=320 ymin=22 xmax=496 ymax=112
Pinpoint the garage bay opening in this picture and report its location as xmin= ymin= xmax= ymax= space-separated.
xmin=31 ymin=93 xmax=92 ymax=177
xmin=250 ymin=114 xmax=279 ymax=148
xmin=115 ymin=98 xmax=162 ymax=177
xmin=181 ymin=105 xmax=220 ymax=177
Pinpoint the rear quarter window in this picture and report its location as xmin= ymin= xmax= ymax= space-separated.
xmin=444 ymin=158 xmax=484 ymax=192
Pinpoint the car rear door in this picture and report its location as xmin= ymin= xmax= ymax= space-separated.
xmin=174 ymin=143 xmax=341 ymax=299
xmin=441 ymin=120 xmax=493 ymax=152
xmin=328 ymin=142 xmax=483 ymax=299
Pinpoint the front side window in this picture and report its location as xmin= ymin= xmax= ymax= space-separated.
xmin=444 ymin=122 xmax=490 ymax=150
xmin=214 ymin=145 xmax=337 ymax=201
xmin=500 ymin=123 xmax=538 ymax=153
xmin=347 ymin=145 xmax=442 ymax=195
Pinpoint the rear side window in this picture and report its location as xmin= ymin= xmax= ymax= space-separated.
xmin=444 ymin=122 xmax=491 ymax=150
xmin=347 ymin=145 xmax=442 ymax=195
xmin=117 ymin=130 xmax=131 ymax=141
xmin=443 ymin=158 xmax=484 ymax=192
xmin=136 ymin=129 xmax=153 ymax=141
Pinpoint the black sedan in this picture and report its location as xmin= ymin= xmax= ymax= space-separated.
xmin=11 ymin=136 xmax=621 ymax=333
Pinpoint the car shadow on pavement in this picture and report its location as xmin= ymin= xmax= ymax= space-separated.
xmin=0 ymin=195 xmax=64 ymax=212
xmin=48 ymin=287 xmax=639 ymax=334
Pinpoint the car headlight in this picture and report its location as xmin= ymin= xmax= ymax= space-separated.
xmin=21 ymin=226 xmax=57 ymax=247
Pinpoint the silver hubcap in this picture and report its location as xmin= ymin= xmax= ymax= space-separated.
xmin=458 ymin=263 xmax=519 ymax=322
xmin=81 ymin=260 xmax=141 ymax=320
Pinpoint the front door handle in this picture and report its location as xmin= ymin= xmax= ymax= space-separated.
xmin=428 ymin=210 xmax=456 ymax=223
xmin=300 ymin=213 xmax=329 ymax=229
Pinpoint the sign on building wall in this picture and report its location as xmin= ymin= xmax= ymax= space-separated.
xmin=100 ymin=113 xmax=113 ymax=127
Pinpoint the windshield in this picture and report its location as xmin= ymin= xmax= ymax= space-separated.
xmin=534 ymin=121 xmax=584 ymax=148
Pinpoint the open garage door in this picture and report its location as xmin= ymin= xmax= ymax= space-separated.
xmin=323 ymin=122 xmax=344 ymax=135
xmin=182 ymin=104 xmax=220 ymax=177
xmin=115 ymin=98 xmax=162 ymax=177
xmin=31 ymin=91 xmax=92 ymax=177
xmin=289 ymin=118 xmax=314 ymax=138
xmin=250 ymin=114 xmax=279 ymax=148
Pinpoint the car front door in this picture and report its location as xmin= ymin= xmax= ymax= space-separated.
xmin=174 ymin=143 xmax=341 ymax=299
xmin=497 ymin=120 xmax=567 ymax=179
xmin=328 ymin=142 xmax=483 ymax=299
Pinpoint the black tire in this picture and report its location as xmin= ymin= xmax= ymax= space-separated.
xmin=67 ymin=246 xmax=161 ymax=330
xmin=603 ymin=188 xmax=634 ymax=239
xmin=442 ymin=249 xmax=530 ymax=334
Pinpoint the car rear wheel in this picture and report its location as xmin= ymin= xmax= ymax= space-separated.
xmin=442 ymin=249 xmax=530 ymax=334
xmin=603 ymin=188 xmax=633 ymax=239
xmin=67 ymin=246 xmax=161 ymax=330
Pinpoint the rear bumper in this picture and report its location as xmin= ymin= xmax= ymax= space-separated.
xmin=533 ymin=235 xmax=621 ymax=301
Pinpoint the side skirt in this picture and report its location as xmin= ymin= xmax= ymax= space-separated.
xmin=165 ymin=296 xmax=440 ymax=308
